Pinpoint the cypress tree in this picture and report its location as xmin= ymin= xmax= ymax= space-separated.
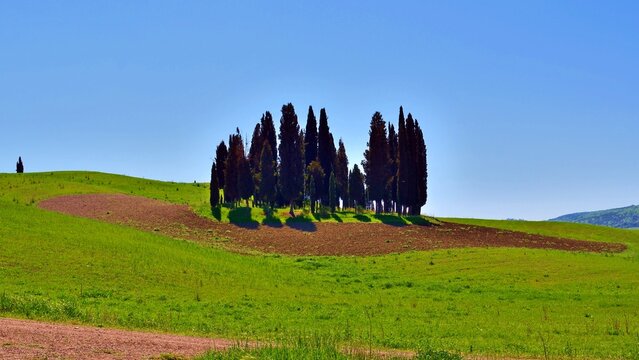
xmin=387 ymin=124 xmax=398 ymax=213
xmin=362 ymin=112 xmax=389 ymax=214
xmin=16 ymin=157 xmax=24 ymax=174
xmin=334 ymin=139 xmax=349 ymax=207
xmin=215 ymin=141 xmax=228 ymax=192
xmin=278 ymin=103 xmax=304 ymax=216
xmin=224 ymin=130 xmax=242 ymax=206
xmin=405 ymin=113 xmax=417 ymax=214
xmin=414 ymin=120 xmax=428 ymax=215
xmin=258 ymin=141 xmax=277 ymax=208
xmin=348 ymin=164 xmax=365 ymax=209
xmin=328 ymin=171 xmax=337 ymax=212
xmin=317 ymin=108 xmax=334 ymax=203
xmin=304 ymin=106 xmax=318 ymax=168
xmin=306 ymin=160 xmax=324 ymax=214
xmin=210 ymin=162 xmax=219 ymax=208
xmin=260 ymin=112 xmax=277 ymax=166
xmin=248 ymin=123 xmax=263 ymax=175
xmin=238 ymin=150 xmax=254 ymax=207
xmin=396 ymin=107 xmax=409 ymax=215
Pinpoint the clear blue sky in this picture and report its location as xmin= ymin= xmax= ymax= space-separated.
xmin=1 ymin=1 xmax=637 ymax=220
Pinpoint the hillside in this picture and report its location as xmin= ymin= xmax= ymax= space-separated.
xmin=1 ymin=172 xmax=639 ymax=359
xmin=550 ymin=205 xmax=639 ymax=228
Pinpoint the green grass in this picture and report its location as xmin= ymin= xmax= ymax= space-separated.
xmin=2 ymin=172 xmax=639 ymax=359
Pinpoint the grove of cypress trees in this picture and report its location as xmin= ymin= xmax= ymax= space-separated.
xmin=215 ymin=141 xmax=228 ymax=195
xmin=304 ymin=106 xmax=318 ymax=168
xmin=348 ymin=164 xmax=365 ymax=209
xmin=335 ymin=139 xmax=349 ymax=206
xmin=278 ymin=103 xmax=304 ymax=216
xmin=258 ymin=141 xmax=277 ymax=209
xmin=210 ymin=162 xmax=219 ymax=208
xmin=16 ymin=157 xmax=24 ymax=173
xmin=362 ymin=112 xmax=389 ymax=214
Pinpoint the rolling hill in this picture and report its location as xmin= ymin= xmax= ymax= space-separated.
xmin=550 ymin=205 xmax=639 ymax=228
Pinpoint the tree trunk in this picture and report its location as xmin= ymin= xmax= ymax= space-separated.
xmin=289 ymin=201 xmax=295 ymax=217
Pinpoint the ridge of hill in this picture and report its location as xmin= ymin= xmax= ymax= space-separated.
xmin=550 ymin=204 xmax=639 ymax=229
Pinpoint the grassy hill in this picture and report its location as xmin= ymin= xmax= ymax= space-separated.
xmin=2 ymin=172 xmax=639 ymax=358
xmin=550 ymin=205 xmax=639 ymax=229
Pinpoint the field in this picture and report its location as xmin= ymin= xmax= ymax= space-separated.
xmin=2 ymin=171 xmax=639 ymax=359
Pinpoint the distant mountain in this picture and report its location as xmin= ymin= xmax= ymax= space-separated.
xmin=550 ymin=205 xmax=639 ymax=229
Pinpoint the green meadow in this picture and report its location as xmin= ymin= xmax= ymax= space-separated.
xmin=1 ymin=172 xmax=639 ymax=359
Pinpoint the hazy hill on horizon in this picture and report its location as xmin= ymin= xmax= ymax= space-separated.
xmin=550 ymin=205 xmax=639 ymax=229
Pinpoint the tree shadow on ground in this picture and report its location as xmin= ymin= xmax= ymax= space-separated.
xmin=354 ymin=214 xmax=372 ymax=223
xmin=285 ymin=217 xmax=317 ymax=232
xmin=405 ymin=216 xmax=437 ymax=226
xmin=263 ymin=208 xmax=283 ymax=228
xmin=373 ymin=214 xmax=408 ymax=227
xmin=331 ymin=213 xmax=343 ymax=223
xmin=211 ymin=206 xmax=222 ymax=221
xmin=228 ymin=207 xmax=259 ymax=229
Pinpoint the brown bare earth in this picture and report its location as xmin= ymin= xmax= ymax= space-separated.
xmin=39 ymin=193 xmax=626 ymax=255
xmin=0 ymin=317 xmax=232 ymax=360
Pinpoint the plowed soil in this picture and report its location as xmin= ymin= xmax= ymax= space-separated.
xmin=38 ymin=194 xmax=626 ymax=255
xmin=0 ymin=317 xmax=231 ymax=359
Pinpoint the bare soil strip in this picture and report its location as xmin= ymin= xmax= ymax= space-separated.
xmin=39 ymin=194 xmax=626 ymax=255
xmin=0 ymin=317 xmax=232 ymax=359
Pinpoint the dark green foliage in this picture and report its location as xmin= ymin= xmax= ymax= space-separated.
xmin=317 ymin=108 xmax=335 ymax=203
xmin=248 ymin=122 xmax=263 ymax=175
xmin=387 ymin=123 xmax=398 ymax=212
xmin=362 ymin=112 xmax=390 ymax=214
xmin=260 ymin=111 xmax=277 ymax=167
xmin=551 ymin=205 xmax=639 ymax=228
xmin=304 ymin=105 xmax=318 ymax=168
xmin=306 ymin=161 xmax=324 ymax=213
xmin=396 ymin=107 xmax=408 ymax=214
xmin=278 ymin=103 xmax=304 ymax=216
xmin=415 ymin=120 xmax=427 ymax=215
xmin=224 ymin=130 xmax=243 ymax=205
xmin=328 ymin=171 xmax=337 ymax=212
xmin=335 ymin=139 xmax=349 ymax=206
xmin=215 ymin=141 xmax=228 ymax=190
xmin=257 ymin=141 xmax=277 ymax=207
xmin=238 ymin=151 xmax=254 ymax=207
xmin=210 ymin=162 xmax=219 ymax=208
xmin=348 ymin=164 xmax=365 ymax=208
xmin=16 ymin=157 xmax=24 ymax=173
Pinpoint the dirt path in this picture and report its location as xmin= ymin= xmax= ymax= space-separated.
xmin=0 ymin=317 xmax=233 ymax=359
xmin=39 ymin=194 xmax=626 ymax=255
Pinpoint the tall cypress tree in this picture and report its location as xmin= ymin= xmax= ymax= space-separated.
xmin=210 ymin=162 xmax=219 ymax=208
xmin=414 ymin=120 xmax=428 ymax=215
xmin=16 ymin=157 xmax=24 ymax=174
xmin=334 ymin=139 xmax=349 ymax=207
xmin=317 ymin=108 xmax=334 ymax=203
xmin=258 ymin=141 xmax=277 ymax=209
xmin=348 ymin=164 xmax=365 ymax=209
xmin=396 ymin=107 xmax=409 ymax=215
xmin=387 ymin=124 xmax=398 ymax=212
xmin=362 ymin=112 xmax=389 ymax=214
xmin=224 ymin=130 xmax=242 ymax=206
xmin=405 ymin=113 xmax=417 ymax=214
xmin=304 ymin=106 xmax=318 ymax=167
xmin=260 ymin=112 xmax=277 ymax=166
xmin=238 ymin=149 xmax=254 ymax=207
xmin=248 ymin=123 xmax=263 ymax=175
xmin=278 ymin=103 xmax=304 ymax=216
xmin=215 ymin=141 xmax=228 ymax=193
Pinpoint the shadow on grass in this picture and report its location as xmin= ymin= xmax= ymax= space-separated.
xmin=331 ymin=213 xmax=343 ymax=223
xmin=228 ymin=207 xmax=259 ymax=229
xmin=354 ymin=214 xmax=372 ymax=223
xmin=374 ymin=214 xmax=408 ymax=227
xmin=263 ymin=208 xmax=283 ymax=228
xmin=285 ymin=217 xmax=317 ymax=232
xmin=405 ymin=216 xmax=436 ymax=226
xmin=211 ymin=206 xmax=222 ymax=221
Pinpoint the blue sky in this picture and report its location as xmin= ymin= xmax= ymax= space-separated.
xmin=1 ymin=1 xmax=637 ymax=220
